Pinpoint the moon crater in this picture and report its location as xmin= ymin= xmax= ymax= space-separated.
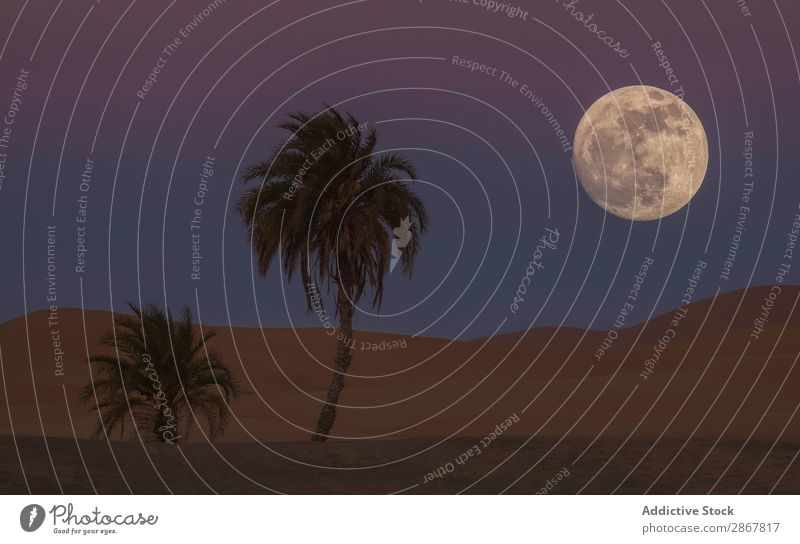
xmin=573 ymin=85 xmax=709 ymax=221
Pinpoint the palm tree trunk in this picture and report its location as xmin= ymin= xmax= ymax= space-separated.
xmin=312 ymin=286 xmax=354 ymax=441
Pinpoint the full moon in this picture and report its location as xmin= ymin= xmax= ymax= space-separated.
xmin=573 ymin=85 xmax=709 ymax=221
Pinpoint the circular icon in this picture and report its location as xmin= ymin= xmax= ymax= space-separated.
xmin=20 ymin=504 xmax=45 ymax=532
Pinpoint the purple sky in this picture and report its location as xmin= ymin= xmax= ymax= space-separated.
xmin=1 ymin=0 xmax=799 ymax=339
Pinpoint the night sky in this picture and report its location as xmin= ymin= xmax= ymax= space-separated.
xmin=1 ymin=0 xmax=799 ymax=339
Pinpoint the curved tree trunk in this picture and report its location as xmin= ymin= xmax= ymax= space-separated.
xmin=312 ymin=284 xmax=354 ymax=441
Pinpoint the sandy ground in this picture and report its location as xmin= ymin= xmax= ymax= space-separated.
xmin=2 ymin=286 xmax=800 ymax=493
xmin=2 ymin=436 xmax=798 ymax=494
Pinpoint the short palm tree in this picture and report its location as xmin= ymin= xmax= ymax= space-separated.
xmin=81 ymin=303 xmax=243 ymax=443
xmin=238 ymin=106 xmax=429 ymax=441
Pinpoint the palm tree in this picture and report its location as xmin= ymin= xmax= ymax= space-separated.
xmin=237 ymin=106 xmax=429 ymax=441
xmin=81 ymin=303 xmax=243 ymax=443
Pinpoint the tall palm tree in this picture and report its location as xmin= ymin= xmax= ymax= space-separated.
xmin=81 ymin=303 xmax=243 ymax=443
xmin=237 ymin=106 xmax=429 ymax=441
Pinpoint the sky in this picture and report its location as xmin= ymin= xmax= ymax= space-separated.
xmin=1 ymin=0 xmax=799 ymax=340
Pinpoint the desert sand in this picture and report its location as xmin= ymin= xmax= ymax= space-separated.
xmin=2 ymin=285 xmax=800 ymax=493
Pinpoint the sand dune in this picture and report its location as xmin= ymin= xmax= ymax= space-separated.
xmin=2 ymin=285 xmax=800 ymax=447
